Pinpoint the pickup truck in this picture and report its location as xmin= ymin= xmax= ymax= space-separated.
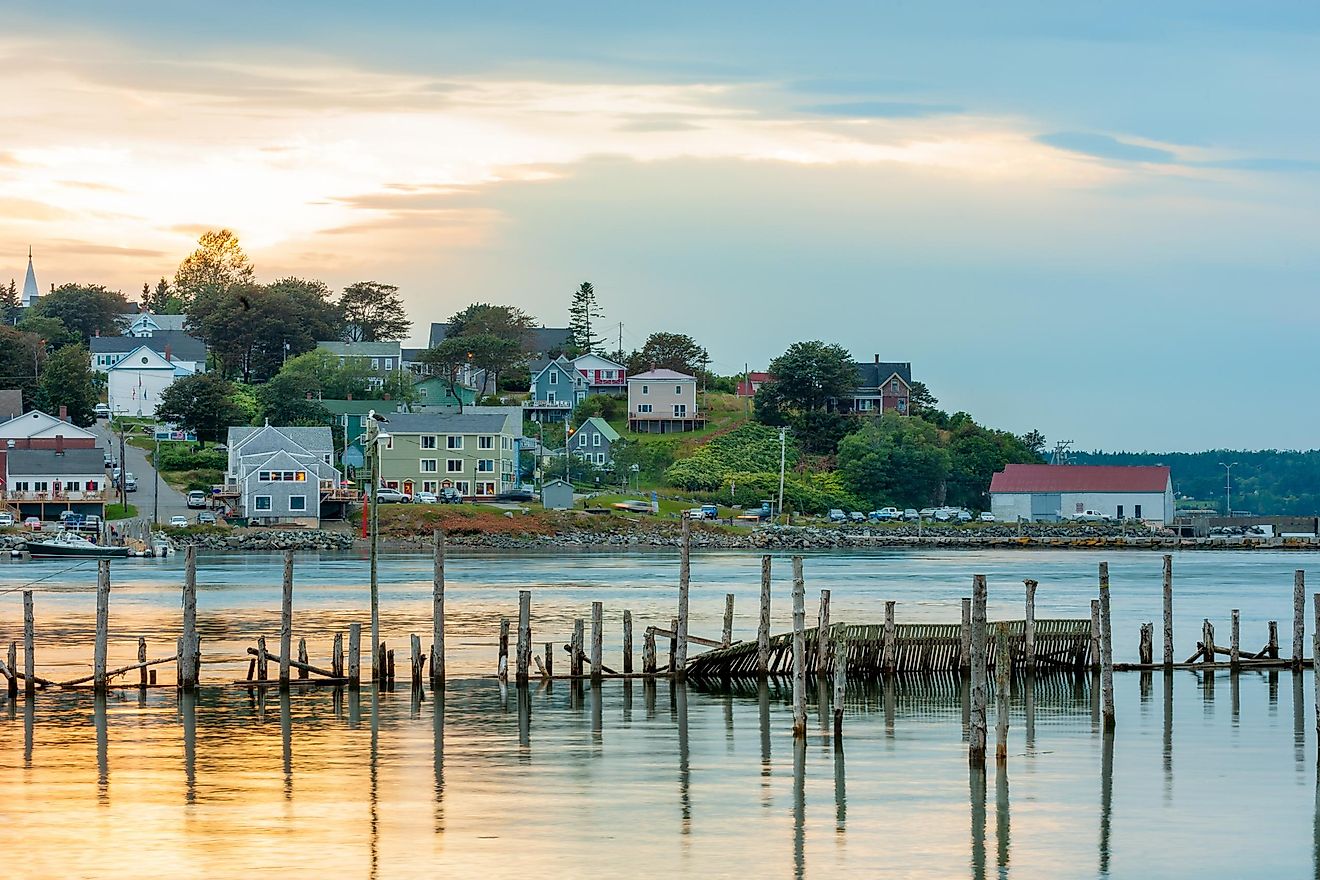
xmin=736 ymin=503 xmax=773 ymax=523
xmin=685 ymin=504 xmax=721 ymax=521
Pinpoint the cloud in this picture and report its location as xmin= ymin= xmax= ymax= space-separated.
xmin=1035 ymin=132 xmax=1177 ymax=164
xmin=799 ymin=100 xmax=963 ymax=119
xmin=1194 ymin=157 xmax=1320 ymax=173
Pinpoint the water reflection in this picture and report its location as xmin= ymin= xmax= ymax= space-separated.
xmin=433 ymin=687 xmax=445 ymax=834
xmin=793 ymin=737 xmax=806 ymax=880
xmin=1295 ymin=673 xmax=1306 ymax=769
xmin=758 ymin=679 xmax=772 ymax=808
xmin=676 ymin=682 xmax=691 ymax=836
xmin=970 ymin=767 xmax=986 ymax=880
xmin=280 ymin=690 xmax=293 ymax=801
xmin=1162 ymin=671 xmax=1173 ymax=802
xmin=995 ymin=764 xmax=1011 ymax=875
xmin=94 ymin=692 xmax=108 ymax=806
xmin=834 ymin=738 xmax=847 ymax=833
xmin=180 ymin=690 xmax=197 ymax=805
xmin=1099 ymin=728 xmax=1114 ymax=877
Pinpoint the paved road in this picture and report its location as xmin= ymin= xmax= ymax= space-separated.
xmin=93 ymin=421 xmax=192 ymax=526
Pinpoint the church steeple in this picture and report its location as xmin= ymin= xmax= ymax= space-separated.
xmin=21 ymin=247 xmax=38 ymax=307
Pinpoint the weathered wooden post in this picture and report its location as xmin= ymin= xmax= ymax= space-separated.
xmin=544 ymin=642 xmax=554 ymax=678
xmin=6 ymin=641 xmax=16 ymax=698
xmin=348 ymin=623 xmax=361 ymax=686
xmin=571 ymin=618 xmax=584 ymax=677
xmin=1313 ymin=594 xmax=1320 ymax=740
xmin=431 ymin=529 xmax=446 ymax=686
xmin=816 ymin=590 xmax=831 ymax=673
xmin=1099 ymin=562 xmax=1115 ymax=730
xmin=257 ymin=635 xmax=269 ymax=681
xmin=410 ymin=634 xmax=423 ymax=687
xmin=757 ymin=555 xmax=772 ymax=677
xmin=1090 ymin=599 xmax=1101 ymax=671
xmin=1230 ymin=610 xmax=1241 ymax=670
xmin=995 ymin=625 xmax=1010 ymax=763
xmin=642 ymin=629 xmax=657 ymax=675
xmin=623 ymin=610 xmax=634 ymax=674
xmin=1162 ymin=554 xmax=1174 ymax=668
xmin=279 ymin=550 xmax=294 ymax=688
xmin=669 ymin=616 xmax=678 ymax=672
xmin=723 ymin=593 xmax=736 ymax=649
xmin=675 ymin=515 xmax=692 ymax=680
xmin=1294 ymin=570 xmax=1306 ymax=670
xmin=1139 ymin=623 xmax=1154 ymax=665
xmin=1023 ymin=579 xmax=1037 ymax=671
xmin=1201 ymin=619 xmax=1215 ymax=665
xmin=791 ymin=556 xmax=806 ymax=738
xmin=882 ymin=601 xmax=897 ymax=674
xmin=94 ymin=559 xmax=110 ymax=692
xmin=517 ymin=590 xmax=532 ymax=685
xmin=298 ymin=638 xmax=309 ymax=679
xmin=181 ymin=545 xmax=199 ymax=690
xmin=590 ymin=600 xmax=603 ymax=684
xmin=332 ymin=632 xmax=344 ymax=678
xmin=135 ymin=637 xmax=146 ymax=688
xmin=832 ymin=632 xmax=847 ymax=738
xmin=1269 ymin=621 xmax=1280 ymax=659
xmin=960 ymin=597 xmax=972 ymax=673
xmin=969 ymin=575 xmax=988 ymax=767
xmin=498 ymin=617 xmax=510 ymax=682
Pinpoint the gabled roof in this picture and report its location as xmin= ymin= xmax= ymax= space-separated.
xmin=316 ymin=340 xmax=402 ymax=359
xmin=105 ymin=344 xmax=196 ymax=374
xmin=122 ymin=313 xmax=188 ymax=333
xmin=854 ymin=361 xmax=912 ymax=389
xmin=384 ymin=411 xmax=512 ymax=435
xmin=989 ymin=464 xmax=1171 ymax=494
xmin=7 ymin=447 xmax=104 ymax=476
xmin=0 ymin=409 xmax=98 ymax=441
xmin=229 ymin=425 xmax=334 ymax=456
xmin=530 ymin=356 xmax=584 ymax=383
xmin=628 ymin=368 xmax=695 ymax=381
xmin=572 ymin=352 xmax=626 ymax=371
xmin=578 ymin=416 xmax=621 ymax=442
xmin=92 ymin=330 xmax=206 ymax=363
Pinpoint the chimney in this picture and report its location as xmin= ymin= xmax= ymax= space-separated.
xmin=164 ymin=343 xmax=172 ymax=363
xmin=58 ymin=405 xmax=67 ymax=421
xmin=55 ymin=433 xmax=64 ymax=455
xmin=874 ymin=354 xmax=879 ymax=364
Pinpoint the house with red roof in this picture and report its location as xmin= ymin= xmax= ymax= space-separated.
xmin=989 ymin=464 xmax=1174 ymax=524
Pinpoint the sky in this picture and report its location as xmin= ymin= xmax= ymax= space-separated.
xmin=2 ymin=1 xmax=1318 ymax=451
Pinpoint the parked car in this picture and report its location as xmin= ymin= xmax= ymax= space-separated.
xmin=196 ymin=511 xmax=217 ymax=525
xmin=0 ymin=512 xmax=14 ymax=527
xmin=186 ymin=490 xmax=208 ymax=509
xmin=902 ymin=509 xmax=920 ymax=522
xmin=613 ymin=499 xmax=653 ymax=514
xmin=685 ymin=507 xmax=708 ymax=520
xmin=103 ymin=451 xmax=114 ymax=467
xmin=827 ymin=509 xmax=847 ymax=523
xmin=869 ymin=507 xmax=901 ymax=522
xmin=373 ymin=487 xmax=411 ymax=503
xmin=123 ymin=473 xmax=138 ymax=492
xmin=59 ymin=510 xmax=83 ymax=525
xmin=685 ymin=504 xmax=721 ymax=521
xmin=495 ymin=488 xmax=536 ymax=503
xmin=848 ymin=511 xmax=866 ymax=523
xmin=111 ymin=467 xmax=122 ymax=484
xmin=168 ymin=515 xmax=189 ymax=527
xmin=438 ymin=487 xmax=464 ymax=504
xmin=955 ymin=509 xmax=973 ymax=523
xmin=979 ymin=512 xmax=996 ymax=523
xmin=736 ymin=502 xmax=773 ymax=522
xmin=94 ymin=403 xmax=111 ymax=418
xmin=24 ymin=516 xmax=42 ymax=531
xmin=919 ymin=508 xmax=937 ymax=521
xmin=1068 ymin=510 xmax=1109 ymax=523
xmin=413 ymin=491 xmax=439 ymax=505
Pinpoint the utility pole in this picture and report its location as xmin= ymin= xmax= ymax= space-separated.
xmin=117 ymin=422 xmax=127 ymax=508
xmin=617 ymin=322 xmax=623 ymax=361
xmin=565 ymin=419 xmax=570 ymax=482
xmin=152 ymin=437 xmax=160 ymax=525
xmin=777 ymin=427 xmax=788 ymax=524
xmin=368 ymin=412 xmax=383 ymax=683
xmin=1219 ymin=461 xmax=1238 ymax=517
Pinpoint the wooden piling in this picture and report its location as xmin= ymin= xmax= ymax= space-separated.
xmin=623 ymin=611 xmax=634 ymax=674
xmin=298 ymin=638 xmax=309 ymax=679
xmin=757 ymin=555 xmax=772 ymax=677
xmin=791 ymin=556 xmax=806 ymax=738
xmin=1090 ymin=599 xmax=1101 ymax=671
xmin=969 ymin=575 xmax=988 ymax=767
xmin=1269 ymin=621 xmax=1280 ymax=659
xmin=544 ymin=642 xmax=554 ymax=678
xmin=1139 ymin=623 xmax=1154 ymax=666
xmin=675 ymin=515 xmax=692 ymax=680
xmin=1162 ymin=554 xmax=1174 ymax=668
xmin=94 ymin=559 xmax=110 ymax=692
xmin=832 ymin=632 xmax=847 ymax=738
xmin=1201 ymin=619 xmax=1214 ymax=666
xmin=137 ymin=637 xmax=147 ymax=688
xmin=348 ymin=623 xmax=361 ymax=686
xmin=571 ymin=619 xmax=584 ymax=677
xmin=590 ymin=600 xmax=603 ymax=684
xmin=1294 ymin=569 xmax=1306 ymax=670
xmin=669 ymin=616 xmax=678 ymax=672
xmin=498 ymin=617 xmax=510 ymax=682
xmin=1099 ymin=563 xmax=1115 ymax=730
xmin=332 ymin=632 xmax=344 ymax=678
xmin=257 ymin=635 xmax=269 ymax=681
xmin=6 ymin=641 xmax=15 ymax=698
xmin=432 ymin=529 xmax=446 ymax=685
xmin=279 ymin=549 xmax=294 ymax=688
xmin=960 ymin=597 xmax=972 ymax=673
xmin=724 ymin=593 xmax=736 ymax=649
xmin=882 ymin=600 xmax=897 ymax=674
xmin=1313 ymin=594 xmax=1320 ymax=741
xmin=995 ymin=625 xmax=1010 ymax=763
xmin=1230 ymin=609 xmax=1241 ymax=670
xmin=181 ymin=545 xmax=199 ymax=690
xmin=386 ymin=648 xmax=395 ymax=682
xmin=411 ymin=634 xmax=423 ymax=686
xmin=643 ymin=628 xmax=658 ymax=674
xmin=517 ymin=590 xmax=532 ymax=685
xmin=815 ymin=590 xmax=831 ymax=673
xmin=1023 ymin=579 xmax=1037 ymax=671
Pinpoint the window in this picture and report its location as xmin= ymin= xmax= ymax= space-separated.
xmin=420 ymin=459 xmax=438 ymax=473
xmin=447 ymin=436 xmax=463 ymax=450
xmin=596 ymin=453 xmax=605 ymax=465
xmin=289 ymin=496 xmax=307 ymax=512
xmin=13 ymin=481 xmax=28 ymax=492
xmin=255 ymin=496 xmax=272 ymax=511
xmin=384 ymin=359 xmax=393 ymax=370
xmin=592 ymin=433 xmax=601 ymax=447
xmin=891 ymin=380 xmax=899 ymax=393
xmin=578 ymin=434 xmax=587 ymax=448
xmin=674 ymin=404 xmax=687 ymax=417
xmin=479 ymin=436 xmax=493 ymax=449
xmin=421 ymin=435 xmax=437 ymax=450
xmin=423 ymin=481 xmax=438 ymax=493
xmin=455 ymin=481 xmax=470 ymax=495
xmin=675 ymin=385 xmax=682 ymax=395
xmin=478 ymin=459 xmax=494 ymax=473
xmin=547 ymin=391 xmax=556 ymax=404
xmin=385 ymin=435 xmax=393 ymax=450
xmin=1135 ymin=504 xmax=1142 ymax=519
xmin=641 ymin=384 xmax=649 ymax=394
xmin=447 ymin=459 xmax=463 ymax=473
xmin=896 ymin=400 xmax=907 ymax=414
xmin=371 ymin=358 xmax=380 ymax=370
xmin=1117 ymin=505 xmax=1124 ymax=519
xmin=637 ymin=404 xmax=652 ymax=413
xmin=479 ymin=481 xmax=497 ymax=496
xmin=549 ymin=371 xmax=558 ymax=385
xmin=856 ymin=399 xmax=872 ymax=412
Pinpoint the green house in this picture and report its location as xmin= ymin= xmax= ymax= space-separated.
xmin=377 ymin=411 xmax=516 ymax=500
xmin=319 ymin=399 xmax=397 ymax=469
xmin=412 ymin=375 xmax=479 ymax=407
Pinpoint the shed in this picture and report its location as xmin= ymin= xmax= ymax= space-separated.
xmin=541 ymin=478 xmax=575 ymax=510
xmin=989 ymin=464 xmax=1174 ymax=524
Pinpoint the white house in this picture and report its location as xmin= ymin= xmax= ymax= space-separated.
xmin=107 ymin=345 xmax=198 ymax=417
xmin=988 ymin=464 xmax=1174 ymax=524
xmin=91 ymin=330 xmax=207 ymax=374
xmin=0 ymin=409 xmax=98 ymax=447
xmin=121 ymin=312 xmax=188 ymax=337
xmin=626 ymin=368 xmax=705 ymax=434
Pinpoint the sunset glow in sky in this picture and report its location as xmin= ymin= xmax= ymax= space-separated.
xmin=4 ymin=2 xmax=1319 ymax=449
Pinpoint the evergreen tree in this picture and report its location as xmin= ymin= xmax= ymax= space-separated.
xmin=567 ymin=281 xmax=604 ymax=354
xmin=1 ymin=279 xmax=18 ymax=325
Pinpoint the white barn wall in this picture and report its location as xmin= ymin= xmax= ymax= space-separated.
xmin=991 ymin=488 xmax=1173 ymax=524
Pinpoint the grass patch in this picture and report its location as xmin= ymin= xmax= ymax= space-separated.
xmin=105 ymin=503 xmax=138 ymax=520
xmin=157 ymin=468 xmax=224 ymax=493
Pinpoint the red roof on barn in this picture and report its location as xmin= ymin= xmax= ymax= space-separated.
xmin=989 ymin=464 xmax=1170 ymax=494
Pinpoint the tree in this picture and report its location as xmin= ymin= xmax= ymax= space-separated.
xmin=257 ymin=371 xmax=335 ymax=426
xmin=16 ymin=315 xmax=78 ymax=350
xmin=447 ymin=303 xmax=538 ymax=349
xmin=29 ymin=284 xmax=128 ymax=343
xmin=625 ymin=332 xmax=707 ymax=376
xmin=174 ymin=229 xmax=255 ymax=304
xmin=155 ymin=373 xmax=247 ymax=446
xmin=339 ymin=281 xmax=410 ymax=342
xmin=277 ymin=349 xmax=374 ymax=400
xmin=0 ymin=326 xmax=42 ymax=407
xmin=142 ymin=277 xmax=183 ymax=314
xmin=567 ymin=281 xmax=604 ymax=354
xmin=1 ymin=279 xmax=19 ymax=326
xmin=1021 ymin=429 xmax=1047 ymax=456
xmin=764 ymin=341 xmax=856 ymax=414
xmin=187 ymin=278 xmax=341 ymax=382
xmin=908 ymin=381 xmax=939 ymax=416
xmin=837 ymin=415 xmax=951 ymax=509
xmin=34 ymin=344 xmax=98 ymax=427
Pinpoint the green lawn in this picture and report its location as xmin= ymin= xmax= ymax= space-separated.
xmin=105 ymin=503 xmax=138 ymax=520
xmin=579 ymin=491 xmax=743 ymax=519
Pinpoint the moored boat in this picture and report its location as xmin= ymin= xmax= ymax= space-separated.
xmin=26 ymin=531 xmax=131 ymax=559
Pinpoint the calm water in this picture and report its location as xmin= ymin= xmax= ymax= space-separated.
xmin=2 ymin=549 xmax=1320 ymax=877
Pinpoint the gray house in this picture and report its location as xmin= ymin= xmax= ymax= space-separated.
xmin=222 ymin=425 xmax=347 ymax=526
xmin=570 ymin=417 xmax=621 ymax=468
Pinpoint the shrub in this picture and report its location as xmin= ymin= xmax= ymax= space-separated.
xmin=154 ymin=444 xmax=226 ymax=472
xmin=663 ymin=424 xmax=798 ymax=490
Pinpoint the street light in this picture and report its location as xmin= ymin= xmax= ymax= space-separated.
xmin=1219 ymin=461 xmax=1238 ymax=517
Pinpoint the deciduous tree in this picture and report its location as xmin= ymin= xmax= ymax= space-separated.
xmin=34 ymin=344 xmax=98 ymax=427
xmin=155 ymin=372 xmax=247 ymax=446
xmin=30 ymin=284 xmax=128 ymax=343
xmin=174 ymin=229 xmax=255 ymax=305
xmin=339 ymin=281 xmax=410 ymax=341
xmin=625 ymin=332 xmax=707 ymax=376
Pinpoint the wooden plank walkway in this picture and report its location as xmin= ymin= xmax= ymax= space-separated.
xmin=685 ymin=618 xmax=1092 ymax=679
